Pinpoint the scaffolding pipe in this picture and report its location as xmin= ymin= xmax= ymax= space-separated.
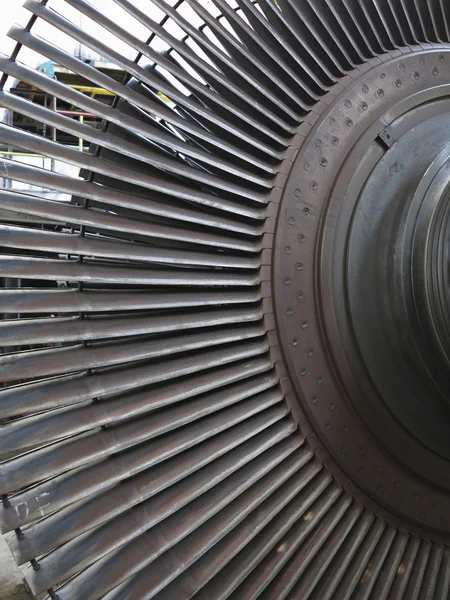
xmin=0 ymin=152 xmax=48 ymax=157
xmin=78 ymin=114 xmax=83 ymax=152
xmin=51 ymin=96 xmax=56 ymax=173
xmin=56 ymin=110 xmax=97 ymax=117
xmin=68 ymin=85 xmax=115 ymax=97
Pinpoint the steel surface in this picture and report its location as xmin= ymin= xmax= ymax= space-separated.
xmin=1 ymin=1 xmax=450 ymax=599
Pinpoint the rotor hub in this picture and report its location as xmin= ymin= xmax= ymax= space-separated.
xmin=348 ymin=118 xmax=450 ymax=460
xmin=276 ymin=50 xmax=450 ymax=536
xmin=6 ymin=0 xmax=450 ymax=595
xmin=411 ymin=150 xmax=450 ymax=382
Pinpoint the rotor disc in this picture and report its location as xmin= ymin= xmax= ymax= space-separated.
xmin=0 ymin=1 xmax=450 ymax=599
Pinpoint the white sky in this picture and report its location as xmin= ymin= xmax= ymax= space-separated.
xmin=0 ymin=1 xmax=158 ymax=71
xmin=0 ymin=0 xmax=159 ymax=125
xmin=0 ymin=0 xmax=159 ymax=176
xmin=0 ymin=3 xmax=30 ymax=55
xmin=0 ymin=0 xmax=220 ymax=72
xmin=0 ymin=0 xmax=218 ymax=102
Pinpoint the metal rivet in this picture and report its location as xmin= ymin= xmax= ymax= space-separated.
xmin=310 ymin=181 xmax=318 ymax=191
xmin=311 ymin=396 xmax=317 ymax=404
xmin=380 ymin=73 xmax=386 ymax=79
xmin=285 ymin=307 xmax=293 ymax=316
xmin=432 ymin=67 xmax=439 ymax=76
xmin=362 ymin=84 xmax=369 ymax=93
xmin=284 ymin=246 xmax=292 ymax=255
xmin=300 ymin=368 xmax=307 ymax=376
xmin=315 ymin=138 xmax=323 ymax=148
xmin=418 ymin=57 xmax=425 ymax=66
xmin=294 ymin=189 xmax=301 ymax=198
xmin=316 ymin=375 xmax=323 ymax=384
xmin=345 ymin=118 xmax=353 ymax=127
xmin=360 ymin=101 xmax=368 ymax=111
xmin=303 ymin=206 xmax=310 ymax=215
xmin=320 ymin=157 xmax=328 ymax=167
xmin=344 ymin=99 xmax=352 ymax=108
xmin=30 ymin=559 xmax=41 ymax=572
xmin=325 ymin=422 xmax=331 ymax=430
xmin=283 ymin=277 xmax=291 ymax=285
xmin=439 ymin=54 xmax=444 ymax=62
xmin=288 ymin=216 xmax=295 ymax=226
xmin=332 ymin=136 xmax=339 ymax=146
xmin=296 ymin=262 xmax=304 ymax=271
xmin=328 ymin=401 xmax=335 ymax=410
xmin=297 ymin=234 xmax=306 ymax=243
xmin=304 ymin=162 xmax=311 ymax=171
xmin=377 ymin=89 xmax=384 ymax=98
xmin=395 ymin=79 xmax=402 ymax=88
xmin=301 ymin=320 xmax=308 ymax=329
xmin=399 ymin=63 xmax=405 ymax=71
xmin=413 ymin=71 xmax=420 ymax=80
xmin=329 ymin=117 xmax=336 ymax=126
xmin=307 ymin=348 xmax=314 ymax=357
xmin=297 ymin=291 xmax=304 ymax=299
xmin=291 ymin=337 xmax=299 ymax=346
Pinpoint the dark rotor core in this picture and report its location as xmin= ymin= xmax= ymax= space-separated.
xmin=276 ymin=50 xmax=450 ymax=534
xmin=348 ymin=117 xmax=450 ymax=459
xmin=412 ymin=153 xmax=450 ymax=387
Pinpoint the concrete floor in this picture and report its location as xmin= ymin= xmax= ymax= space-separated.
xmin=0 ymin=534 xmax=33 ymax=600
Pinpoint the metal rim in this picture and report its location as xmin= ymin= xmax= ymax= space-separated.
xmin=276 ymin=50 xmax=450 ymax=537
xmin=2 ymin=1 xmax=450 ymax=598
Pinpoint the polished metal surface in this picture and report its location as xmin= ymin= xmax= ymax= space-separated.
xmin=1 ymin=1 xmax=450 ymax=599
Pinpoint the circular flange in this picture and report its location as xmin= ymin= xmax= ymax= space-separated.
xmin=412 ymin=149 xmax=450 ymax=382
xmin=275 ymin=49 xmax=450 ymax=537
xmin=346 ymin=119 xmax=450 ymax=460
